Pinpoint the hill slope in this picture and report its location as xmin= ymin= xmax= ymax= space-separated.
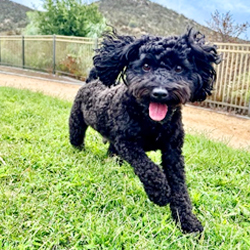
xmin=0 ymin=0 xmax=32 ymax=34
xmin=0 ymin=0 xmax=244 ymax=42
xmin=98 ymin=0 xmax=220 ymax=41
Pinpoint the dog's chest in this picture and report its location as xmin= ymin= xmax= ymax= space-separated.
xmin=139 ymin=122 xmax=172 ymax=150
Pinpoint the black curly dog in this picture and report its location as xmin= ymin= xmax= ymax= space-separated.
xmin=69 ymin=29 xmax=221 ymax=233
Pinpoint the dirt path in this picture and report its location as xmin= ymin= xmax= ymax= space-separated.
xmin=1 ymin=72 xmax=250 ymax=151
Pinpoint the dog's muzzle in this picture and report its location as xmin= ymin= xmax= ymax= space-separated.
xmin=151 ymin=88 xmax=168 ymax=101
xmin=149 ymin=88 xmax=168 ymax=122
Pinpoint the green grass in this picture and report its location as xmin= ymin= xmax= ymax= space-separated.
xmin=0 ymin=87 xmax=250 ymax=249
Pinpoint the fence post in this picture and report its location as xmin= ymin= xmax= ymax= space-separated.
xmin=94 ymin=38 xmax=98 ymax=50
xmin=53 ymin=34 xmax=56 ymax=75
xmin=0 ymin=37 xmax=1 ymax=64
xmin=248 ymin=101 xmax=250 ymax=117
xmin=22 ymin=35 xmax=25 ymax=68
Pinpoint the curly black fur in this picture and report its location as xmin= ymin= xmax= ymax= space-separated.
xmin=69 ymin=28 xmax=221 ymax=234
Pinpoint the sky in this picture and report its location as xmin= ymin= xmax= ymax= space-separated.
xmin=12 ymin=0 xmax=250 ymax=39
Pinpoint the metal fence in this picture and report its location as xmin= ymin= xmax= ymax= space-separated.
xmin=0 ymin=35 xmax=250 ymax=116
xmin=200 ymin=43 xmax=250 ymax=116
xmin=0 ymin=35 xmax=98 ymax=80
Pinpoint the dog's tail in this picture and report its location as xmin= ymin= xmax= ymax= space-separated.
xmin=69 ymin=90 xmax=87 ymax=148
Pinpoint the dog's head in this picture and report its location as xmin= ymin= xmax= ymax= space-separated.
xmin=92 ymin=29 xmax=221 ymax=121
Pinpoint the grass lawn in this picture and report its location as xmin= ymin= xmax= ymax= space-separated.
xmin=0 ymin=87 xmax=250 ymax=249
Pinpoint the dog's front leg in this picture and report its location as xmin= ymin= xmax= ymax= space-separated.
xmin=162 ymin=147 xmax=203 ymax=233
xmin=114 ymin=141 xmax=171 ymax=206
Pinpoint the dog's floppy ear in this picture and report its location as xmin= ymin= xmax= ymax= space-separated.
xmin=93 ymin=31 xmax=140 ymax=87
xmin=186 ymin=29 xmax=221 ymax=102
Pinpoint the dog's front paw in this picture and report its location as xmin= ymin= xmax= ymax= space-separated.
xmin=143 ymin=172 xmax=171 ymax=206
xmin=179 ymin=214 xmax=203 ymax=234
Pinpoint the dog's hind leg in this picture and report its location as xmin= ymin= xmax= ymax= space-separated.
xmin=107 ymin=143 xmax=118 ymax=157
xmin=69 ymin=98 xmax=88 ymax=149
xmin=107 ymin=143 xmax=124 ymax=165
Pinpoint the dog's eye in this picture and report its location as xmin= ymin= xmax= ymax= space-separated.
xmin=142 ymin=63 xmax=151 ymax=72
xmin=175 ymin=65 xmax=183 ymax=73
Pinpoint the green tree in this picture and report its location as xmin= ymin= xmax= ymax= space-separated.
xmin=25 ymin=0 xmax=106 ymax=37
xmin=24 ymin=11 xmax=41 ymax=35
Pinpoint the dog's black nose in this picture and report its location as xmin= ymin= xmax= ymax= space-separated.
xmin=151 ymin=88 xmax=168 ymax=100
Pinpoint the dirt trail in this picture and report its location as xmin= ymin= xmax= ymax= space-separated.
xmin=1 ymin=72 xmax=250 ymax=151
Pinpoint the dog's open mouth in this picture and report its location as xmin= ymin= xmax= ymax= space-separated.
xmin=149 ymin=102 xmax=168 ymax=121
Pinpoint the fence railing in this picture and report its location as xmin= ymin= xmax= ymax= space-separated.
xmin=0 ymin=35 xmax=98 ymax=80
xmin=200 ymin=43 xmax=250 ymax=116
xmin=0 ymin=35 xmax=250 ymax=116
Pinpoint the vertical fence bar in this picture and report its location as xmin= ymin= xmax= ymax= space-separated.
xmin=222 ymin=48 xmax=230 ymax=104
xmin=239 ymin=53 xmax=247 ymax=111
xmin=0 ymin=37 xmax=1 ymax=64
xmin=216 ymin=44 xmax=225 ymax=105
xmin=245 ymin=65 xmax=250 ymax=115
xmin=53 ymin=34 xmax=56 ymax=75
xmin=22 ymin=35 xmax=25 ymax=69
xmin=94 ymin=38 xmax=98 ymax=50
xmin=235 ymin=51 xmax=244 ymax=113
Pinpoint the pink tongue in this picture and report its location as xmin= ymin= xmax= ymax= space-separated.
xmin=149 ymin=102 xmax=168 ymax=121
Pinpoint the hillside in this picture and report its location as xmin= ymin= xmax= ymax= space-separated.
xmin=98 ymin=0 xmax=221 ymax=41
xmin=0 ymin=0 xmax=32 ymax=34
xmin=0 ymin=0 xmax=245 ymax=42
